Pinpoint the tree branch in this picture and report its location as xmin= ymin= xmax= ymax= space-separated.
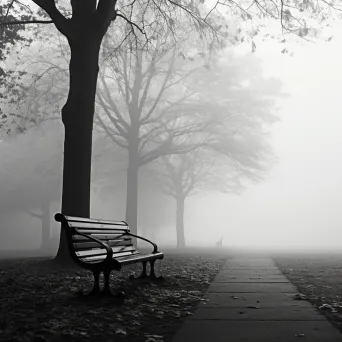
xmin=98 ymin=71 xmax=130 ymax=130
xmin=25 ymin=209 xmax=43 ymax=219
xmin=0 ymin=19 xmax=53 ymax=26
xmin=139 ymin=48 xmax=177 ymax=124
xmin=116 ymin=12 xmax=146 ymax=37
xmin=95 ymin=114 xmax=128 ymax=149
xmin=31 ymin=0 xmax=71 ymax=37
xmin=96 ymin=91 xmax=129 ymax=140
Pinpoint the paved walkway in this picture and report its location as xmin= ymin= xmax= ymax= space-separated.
xmin=172 ymin=256 xmax=342 ymax=342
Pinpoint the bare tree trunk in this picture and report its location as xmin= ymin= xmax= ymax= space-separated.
xmin=125 ymin=137 xmax=139 ymax=243
xmin=176 ymin=195 xmax=186 ymax=248
xmin=55 ymin=35 xmax=103 ymax=262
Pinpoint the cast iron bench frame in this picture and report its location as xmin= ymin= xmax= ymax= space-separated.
xmin=55 ymin=213 xmax=164 ymax=295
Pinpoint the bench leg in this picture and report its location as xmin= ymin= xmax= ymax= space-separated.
xmin=129 ymin=261 xmax=148 ymax=280
xmin=89 ymin=271 xmax=100 ymax=295
xmin=103 ymin=269 xmax=112 ymax=295
xmin=149 ymin=260 xmax=164 ymax=282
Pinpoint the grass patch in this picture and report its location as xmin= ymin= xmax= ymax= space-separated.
xmin=274 ymin=253 xmax=342 ymax=334
xmin=0 ymin=250 xmax=226 ymax=342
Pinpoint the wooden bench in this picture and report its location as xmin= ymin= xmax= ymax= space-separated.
xmin=54 ymin=213 xmax=164 ymax=296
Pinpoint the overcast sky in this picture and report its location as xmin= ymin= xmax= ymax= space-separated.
xmin=183 ymin=22 xmax=342 ymax=251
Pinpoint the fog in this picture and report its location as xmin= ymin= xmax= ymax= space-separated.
xmin=184 ymin=23 xmax=342 ymax=252
xmin=1 ymin=20 xmax=342 ymax=257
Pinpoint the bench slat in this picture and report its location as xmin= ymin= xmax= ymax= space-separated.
xmin=72 ymin=234 xmax=131 ymax=241
xmin=80 ymin=251 xmax=162 ymax=264
xmin=80 ymin=255 xmax=106 ymax=262
xmin=81 ymin=250 xmax=138 ymax=262
xmin=76 ymin=246 xmax=136 ymax=257
xmin=73 ymin=240 xmax=132 ymax=250
xmin=75 ymin=229 xmax=129 ymax=235
xmin=85 ymin=259 xmax=106 ymax=264
xmin=116 ymin=252 xmax=164 ymax=265
xmin=69 ymin=222 xmax=129 ymax=230
xmin=63 ymin=215 xmax=126 ymax=225
xmin=77 ymin=250 xmax=106 ymax=258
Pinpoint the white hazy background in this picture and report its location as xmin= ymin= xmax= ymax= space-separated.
xmin=182 ymin=22 xmax=342 ymax=252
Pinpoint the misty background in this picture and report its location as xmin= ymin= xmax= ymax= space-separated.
xmin=1 ymin=18 xmax=341 ymax=256
xmin=211 ymin=22 xmax=342 ymax=252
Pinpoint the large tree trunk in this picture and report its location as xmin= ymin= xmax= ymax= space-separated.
xmin=55 ymin=35 xmax=104 ymax=262
xmin=176 ymin=195 xmax=186 ymax=248
xmin=125 ymin=137 xmax=139 ymax=241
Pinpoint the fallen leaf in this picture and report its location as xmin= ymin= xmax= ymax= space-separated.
xmin=319 ymin=304 xmax=337 ymax=313
xmin=145 ymin=334 xmax=163 ymax=341
xmin=293 ymin=293 xmax=307 ymax=300
xmin=115 ymin=328 xmax=127 ymax=335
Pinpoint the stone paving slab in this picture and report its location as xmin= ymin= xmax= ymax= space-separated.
xmin=221 ymin=260 xmax=277 ymax=269
xmin=198 ymin=292 xmax=313 ymax=308
xmin=214 ymin=273 xmax=289 ymax=283
xmin=224 ymin=262 xmax=277 ymax=266
xmin=222 ymin=266 xmax=280 ymax=270
xmin=172 ymin=321 xmax=342 ymax=342
xmin=219 ymin=268 xmax=283 ymax=275
xmin=224 ymin=259 xmax=276 ymax=265
xmin=208 ymin=282 xmax=297 ymax=293
xmin=190 ymin=307 xmax=325 ymax=321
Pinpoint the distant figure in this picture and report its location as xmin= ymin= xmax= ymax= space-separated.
xmin=216 ymin=236 xmax=223 ymax=248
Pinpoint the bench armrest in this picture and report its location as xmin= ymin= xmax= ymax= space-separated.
xmin=124 ymin=232 xmax=159 ymax=254
xmin=76 ymin=232 xmax=113 ymax=260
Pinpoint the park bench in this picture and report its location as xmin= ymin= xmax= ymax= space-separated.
xmin=54 ymin=213 xmax=164 ymax=296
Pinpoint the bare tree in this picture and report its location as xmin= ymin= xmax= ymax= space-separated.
xmin=143 ymin=51 xmax=284 ymax=247
xmin=95 ymin=24 xmax=223 ymax=237
xmin=0 ymin=122 xmax=63 ymax=252
xmin=150 ymin=151 xmax=244 ymax=248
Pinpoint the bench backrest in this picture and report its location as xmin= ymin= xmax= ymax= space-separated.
xmin=55 ymin=213 xmax=137 ymax=263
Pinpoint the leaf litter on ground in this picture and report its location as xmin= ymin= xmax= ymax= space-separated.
xmin=0 ymin=252 xmax=226 ymax=342
xmin=275 ymin=255 xmax=342 ymax=334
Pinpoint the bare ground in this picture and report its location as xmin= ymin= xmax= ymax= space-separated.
xmin=274 ymin=253 xmax=342 ymax=334
xmin=0 ymin=249 xmax=227 ymax=342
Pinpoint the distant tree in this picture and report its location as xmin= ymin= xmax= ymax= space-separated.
xmin=95 ymin=25 xmax=225 ymax=237
xmin=137 ymin=177 xmax=175 ymax=242
xmin=91 ymin=135 xmax=176 ymax=241
xmin=149 ymin=152 xmax=243 ymax=248
xmin=146 ymin=51 xmax=283 ymax=247
xmin=0 ymin=122 xmax=63 ymax=252
xmin=96 ymin=41 xmax=282 ymax=240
